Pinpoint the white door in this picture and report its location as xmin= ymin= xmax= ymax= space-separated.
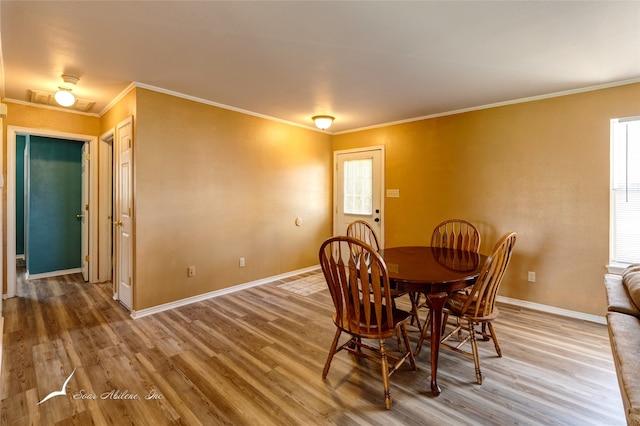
xmin=115 ymin=117 xmax=133 ymax=310
xmin=80 ymin=142 xmax=89 ymax=281
xmin=334 ymin=146 xmax=385 ymax=246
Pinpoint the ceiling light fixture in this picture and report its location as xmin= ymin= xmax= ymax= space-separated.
xmin=54 ymin=74 xmax=79 ymax=107
xmin=312 ymin=115 xmax=334 ymax=130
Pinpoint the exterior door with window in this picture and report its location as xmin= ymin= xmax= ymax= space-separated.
xmin=334 ymin=146 xmax=385 ymax=246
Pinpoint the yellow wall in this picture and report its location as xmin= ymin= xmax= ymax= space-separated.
xmin=1 ymin=92 xmax=332 ymax=310
xmin=333 ymin=82 xmax=640 ymax=316
xmin=133 ymin=89 xmax=332 ymax=309
xmin=3 ymin=83 xmax=637 ymax=316
xmin=100 ymin=88 xmax=137 ymax=135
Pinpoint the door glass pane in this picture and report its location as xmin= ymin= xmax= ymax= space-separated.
xmin=344 ymin=159 xmax=372 ymax=215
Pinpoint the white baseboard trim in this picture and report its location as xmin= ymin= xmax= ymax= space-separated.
xmin=28 ymin=268 xmax=82 ymax=280
xmin=497 ymin=295 xmax=606 ymax=325
xmin=131 ymin=265 xmax=321 ymax=319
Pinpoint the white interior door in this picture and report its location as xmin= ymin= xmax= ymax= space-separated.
xmin=334 ymin=146 xmax=385 ymax=246
xmin=80 ymin=142 xmax=89 ymax=281
xmin=115 ymin=117 xmax=133 ymax=310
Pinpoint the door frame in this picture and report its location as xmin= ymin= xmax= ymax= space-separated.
xmin=98 ymin=129 xmax=114 ymax=285
xmin=333 ymin=145 xmax=386 ymax=246
xmin=6 ymin=126 xmax=98 ymax=298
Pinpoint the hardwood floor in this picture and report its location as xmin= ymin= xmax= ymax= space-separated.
xmin=1 ymin=269 xmax=625 ymax=425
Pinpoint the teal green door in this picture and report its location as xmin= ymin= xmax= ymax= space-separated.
xmin=27 ymin=136 xmax=83 ymax=275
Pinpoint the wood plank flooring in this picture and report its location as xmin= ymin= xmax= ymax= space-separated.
xmin=1 ymin=269 xmax=625 ymax=425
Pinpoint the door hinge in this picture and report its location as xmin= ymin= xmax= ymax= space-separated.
xmin=85 ymin=153 xmax=90 ymax=161
xmin=85 ymin=255 xmax=90 ymax=262
xmin=85 ymin=204 xmax=89 ymax=211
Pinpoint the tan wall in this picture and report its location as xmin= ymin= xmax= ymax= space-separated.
xmin=333 ymin=82 xmax=640 ymax=316
xmin=1 ymin=92 xmax=332 ymax=311
xmin=3 ymin=102 xmax=100 ymax=135
xmin=3 ymin=83 xmax=637 ymax=316
xmin=133 ymin=89 xmax=332 ymax=309
xmin=2 ymin=102 xmax=100 ymax=293
xmin=100 ymin=88 xmax=137 ymax=135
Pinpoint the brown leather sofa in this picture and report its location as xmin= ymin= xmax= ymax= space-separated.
xmin=605 ymin=264 xmax=640 ymax=426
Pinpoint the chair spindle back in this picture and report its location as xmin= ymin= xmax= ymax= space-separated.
xmin=431 ymin=219 xmax=481 ymax=253
xmin=461 ymin=232 xmax=517 ymax=319
xmin=346 ymin=220 xmax=381 ymax=252
xmin=319 ymin=236 xmax=394 ymax=335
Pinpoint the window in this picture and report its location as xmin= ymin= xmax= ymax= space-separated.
xmin=343 ymin=158 xmax=373 ymax=215
xmin=611 ymin=116 xmax=640 ymax=267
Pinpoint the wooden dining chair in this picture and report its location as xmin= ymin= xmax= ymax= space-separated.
xmin=346 ymin=220 xmax=421 ymax=335
xmin=346 ymin=219 xmax=380 ymax=251
xmin=319 ymin=236 xmax=416 ymax=409
xmin=438 ymin=231 xmax=517 ymax=384
xmin=413 ymin=219 xmax=482 ymax=335
xmin=431 ymin=219 xmax=481 ymax=252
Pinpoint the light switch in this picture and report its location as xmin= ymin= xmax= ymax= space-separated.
xmin=386 ymin=189 xmax=400 ymax=198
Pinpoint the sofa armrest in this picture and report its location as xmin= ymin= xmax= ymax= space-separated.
xmin=605 ymin=274 xmax=640 ymax=318
xmin=607 ymin=312 xmax=640 ymax=426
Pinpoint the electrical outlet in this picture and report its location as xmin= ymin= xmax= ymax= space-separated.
xmin=188 ymin=266 xmax=196 ymax=277
xmin=239 ymin=257 xmax=245 ymax=268
xmin=527 ymin=271 xmax=536 ymax=282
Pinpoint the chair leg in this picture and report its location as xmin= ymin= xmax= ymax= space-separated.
xmin=400 ymin=324 xmax=416 ymax=370
xmin=487 ymin=321 xmax=502 ymax=357
xmin=442 ymin=312 xmax=450 ymax=336
xmin=409 ymin=292 xmax=422 ymax=331
xmin=379 ymin=338 xmax=392 ymax=409
xmin=415 ymin=310 xmax=432 ymax=355
xmin=322 ymin=328 xmax=342 ymax=378
xmin=480 ymin=323 xmax=490 ymax=340
xmin=468 ymin=322 xmax=482 ymax=384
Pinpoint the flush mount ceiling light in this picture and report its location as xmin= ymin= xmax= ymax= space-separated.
xmin=54 ymin=74 xmax=79 ymax=107
xmin=312 ymin=115 xmax=334 ymax=130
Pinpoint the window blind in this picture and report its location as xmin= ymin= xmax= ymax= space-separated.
xmin=611 ymin=117 xmax=640 ymax=264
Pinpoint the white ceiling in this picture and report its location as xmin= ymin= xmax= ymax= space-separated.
xmin=1 ymin=1 xmax=639 ymax=133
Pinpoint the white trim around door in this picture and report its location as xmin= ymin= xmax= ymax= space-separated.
xmin=6 ymin=126 xmax=99 ymax=298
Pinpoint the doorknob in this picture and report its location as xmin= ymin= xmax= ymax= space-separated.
xmin=113 ymin=220 xmax=123 ymax=227
xmin=76 ymin=213 xmax=84 ymax=219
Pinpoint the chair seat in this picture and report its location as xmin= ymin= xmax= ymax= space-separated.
xmin=445 ymin=293 xmax=498 ymax=321
xmin=334 ymin=306 xmax=413 ymax=339
xmin=388 ymin=288 xmax=406 ymax=298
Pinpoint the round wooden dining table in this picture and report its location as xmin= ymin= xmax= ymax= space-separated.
xmin=380 ymin=246 xmax=487 ymax=396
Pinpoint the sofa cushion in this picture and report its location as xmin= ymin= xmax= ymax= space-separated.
xmin=605 ymin=274 xmax=640 ymax=317
xmin=622 ymin=263 xmax=640 ymax=278
xmin=622 ymin=264 xmax=640 ymax=312
xmin=607 ymin=312 xmax=640 ymax=426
